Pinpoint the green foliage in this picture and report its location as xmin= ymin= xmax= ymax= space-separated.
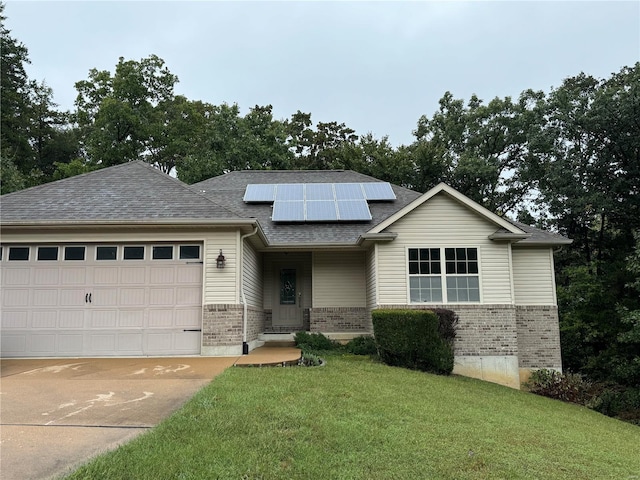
xmin=298 ymin=352 xmax=323 ymax=367
xmin=345 ymin=335 xmax=377 ymax=356
xmin=293 ymin=331 xmax=340 ymax=352
xmin=431 ymin=308 xmax=459 ymax=342
xmin=0 ymin=156 xmax=26 ymax=194
xmin=590 ymin=386 xmax=640 ymax=425
xmin=372 ymin=309 xmax=454 ymax=375
xmin=524 ymin=369 xmax=591 ymax=404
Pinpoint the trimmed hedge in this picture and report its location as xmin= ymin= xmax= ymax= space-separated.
xmin=372 ymin=309 xmax=454 ymax=375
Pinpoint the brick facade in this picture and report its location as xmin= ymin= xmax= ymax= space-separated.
xmin=516 ymin=305 xmax=562 ymax=370
xmin=378 ymin=304 xmax=519 ymax=356
xmin=263 ymin=308 xmax=310 ymax=333
xmin=202 ymin=304 xmax=243 ymax=346
xmin=309 ymin=307 xmax=369 ymax=332
xmin=246 ymin=306 xmax=266 ymax=343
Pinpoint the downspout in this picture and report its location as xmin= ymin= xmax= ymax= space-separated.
xmin=240 ymin=226 xmax=258 ymax=355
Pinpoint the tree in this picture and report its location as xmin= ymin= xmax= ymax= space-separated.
xmin=1 ymin=3 xmax=34 ymax=174
xmin=74 ymin=55 xmax=178 ymax=167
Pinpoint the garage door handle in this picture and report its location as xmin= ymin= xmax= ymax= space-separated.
xmin=183 ymin=329 xmax=202 ymax=332
xmin=89 ymin=293 xmax=92 ymax=303
xmin=85 ymin=293 xmax=88 ymax=303
xmin=186 ymin=261 xmax=203 ymax=264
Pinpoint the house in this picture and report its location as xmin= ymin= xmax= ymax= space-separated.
xmin=0 ymin=161 xmax=570 ymax=388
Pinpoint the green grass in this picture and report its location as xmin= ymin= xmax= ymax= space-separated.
xmin=66 ymin=355 xmax=640 ymax=479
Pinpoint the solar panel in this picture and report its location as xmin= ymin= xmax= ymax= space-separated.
xmin=337 ymin=199 xmax=372 ymax=221
xmin=334 ymin=183 xmax=365 ymax=200
xmin=243 ymin=184 xmax=275 ymax=202
xmin=305 ymin=183 xmax=334 ymax=201
xmin=306 ymin=201 xmax=338 ymax=221
xmin=363 ymin=182 xmax=396 ymax=201
xmin=276 ymin=184 xmax=304 ymax=201
xmin=272 ymin=200 xmax=304 ymax=222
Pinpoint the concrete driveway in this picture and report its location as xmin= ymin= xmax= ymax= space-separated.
xmin=0 ymin=357 xmax=236 ymax=480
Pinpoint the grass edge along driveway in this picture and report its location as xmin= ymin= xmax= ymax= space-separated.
xmin=65 ymin=355 xmax=640 ymax=480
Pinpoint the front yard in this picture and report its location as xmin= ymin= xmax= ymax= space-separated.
xmin=66 ymin=355 xmax=640 ymax=479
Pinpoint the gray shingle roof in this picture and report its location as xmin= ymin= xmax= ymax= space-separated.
xmin=193 ymin=170 xmax=422 ymax=245
xmin=0 ymin=161 xmax=239 ymax=223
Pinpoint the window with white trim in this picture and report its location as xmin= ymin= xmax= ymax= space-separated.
xmin=409 ymin=247 xmax=480 ymax=303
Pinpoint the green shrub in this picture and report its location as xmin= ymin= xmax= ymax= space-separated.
xmin=298 ymin=352 xmax=324 ymax=367
xmin=431 ymin=308 xmax=459 ymax=343
xmin=524 ymin=369 xmax=591 ymax=404
xmin=590 ymin=386 xmax=640 ymax=425
xmin=294 ymin=331 xmax=340 ymax=352
xmin=372 ymin=309 xmax=454 ymax=375
xmin=345 ymin=335 xmax=378 ymax=356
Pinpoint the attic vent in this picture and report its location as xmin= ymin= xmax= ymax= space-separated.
xmin=243 ymin=183 xmax=396 ymax=223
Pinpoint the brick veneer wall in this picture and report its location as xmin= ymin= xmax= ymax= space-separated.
xmin=246 ymin=306 xmax=266 ymax=343
xmin=516 ymin=305 xmax=562 ymax=369
xmin=263 ymin=308 xmax=310 ymax=333
xmin=202 ymin=304 xmax=243 ymax=347
xmin=310 ymin=307 xmax=369 ymax=332
xmin=378 ymin=304 xmax=519 ymax=356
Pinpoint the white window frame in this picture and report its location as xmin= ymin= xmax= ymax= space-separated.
xmin=407 ymin=246 xmax=482 ymax=304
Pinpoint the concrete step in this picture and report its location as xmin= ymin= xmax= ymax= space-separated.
xmin=259 ymin=333 xmax=296 ymax=347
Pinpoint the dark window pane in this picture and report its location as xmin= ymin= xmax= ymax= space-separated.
xmin=467 ymin=248 xmax=478 ymax=260
xmin=97 ymin=246 xmax=118 ymax=260
xmin=445 ymin=248 xmax=455 ymax=261
xmin=409 ymin=262 xmax=419 ymax=275
xmin=124 ymin=246 xmax=144 ymax=260
xmin=64 ymin=246 xmax=85 ymax=261
xmin=38 ymin=247 xmax=58 ymax=261
xmin=419 ymin=262 xmax=430 ymax=274
xmin=431 ymin=262 xmax=441 ymax=274
xmin=179 ymin=245 xmax=200 ymax=260
xmin=419 ymin=249 xmax=429 ymax=260
xmin=456 ymin=248 xmax=466 ymax=260
xmin=408 ymin=249 xmax=418 ymax=261
xmin=468 ymin=263 xmax=479 ymax=274
xmin=457 ymin=262 xmax=467 ymax=274
xmin=153 ymin=246 xmax=173 ymax=260
xmin=431 ymin=249 xmax=440 ymax=260
xmin=9 ymin=247 xmax=30 ymax=261
xmin=446 ymin=261 xmax=456 ymax=274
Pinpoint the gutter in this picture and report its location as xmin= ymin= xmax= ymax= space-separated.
xmin=240 ymin=226 xmax=259 ymax=355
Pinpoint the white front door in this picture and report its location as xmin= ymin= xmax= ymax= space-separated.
xmin=1 ymin=243 xmax=203 ymax=357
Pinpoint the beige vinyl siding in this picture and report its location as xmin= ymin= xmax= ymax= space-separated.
xmin=377 ymin=192 xmax=513 ymax=305
xmin=366 ymin=246 xmax=377 ymax=309
xmin=263 ymin=252 xmax=312 ymax=309
xmin=203 ymin=231 xmax=238 ymax=304
xmin=242 ymin=240 xmax=263 ymax=307
xmin=312 ymin=251 xmax=366 ymax=307
xmin=512 ymin=247 xmax=557 ymax=305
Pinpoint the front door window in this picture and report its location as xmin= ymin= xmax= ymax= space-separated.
xmin=280 ymin=269 xmax=296 ymax=305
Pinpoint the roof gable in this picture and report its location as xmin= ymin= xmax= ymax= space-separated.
xmin=1 ymin=161 xmax=240 ymax=224
xmin=368 ymin=183 xmax=526 ymax=235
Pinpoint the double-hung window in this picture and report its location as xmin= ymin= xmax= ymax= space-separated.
xmin=409 ymin=247 xmax=480 ymax=303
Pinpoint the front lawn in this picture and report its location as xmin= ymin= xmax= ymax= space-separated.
xmin=66 ymin=355 xmax=640 ymax=479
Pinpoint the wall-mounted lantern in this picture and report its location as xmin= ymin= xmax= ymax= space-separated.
xmin=216 ymin=249 xmax=226 ymax=269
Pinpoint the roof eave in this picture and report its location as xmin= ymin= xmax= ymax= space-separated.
xmin=512 ymin=238 xmax=574 ymax=247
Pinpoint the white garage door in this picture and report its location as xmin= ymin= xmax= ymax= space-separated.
xmin=1 ymin=243 xmax=203 ymax=357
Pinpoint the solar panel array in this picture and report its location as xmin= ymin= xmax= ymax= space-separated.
xmin=243 ymin=182 xmax=396 ymax=222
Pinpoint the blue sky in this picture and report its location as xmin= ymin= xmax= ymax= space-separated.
xmin=6 ymin=1 xmax=640 ymax=146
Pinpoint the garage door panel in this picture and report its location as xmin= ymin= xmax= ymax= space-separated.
xmin=120 ymin=288 xmax=146 ymax=306
xmin=1 ymin=243 xmax=203 ymax=358
xmin=121 ymin=267 xmax=146 ymax=284
xmin=59 ymin=334 xmax=83 ymax=353
xmin=93 ymin=267 xmax=119 ymax=284
xmin=150 ymin=267 xmax=175 ymax=284
xmin=32 ymin=311 xmax=57 ymax=328
xmin=30 ymin=334 xmax=56 ymax=353
xmin=33 ymin=289 xmax=58 ymax=306
xmin=3 ymin=289 xmax=30 ymax=307
xmin=59 ymin=311 xmax=85 ymax=328
xmin=61 ymin=268 xmax=87 ymax=285
xmin=34 ymin=268 xmax=60 ymax=285
xmin=150 ymin=288 xmax=174 ymax=306
xmin=3 ymin=268 xmax=30 ymax=285
xmin=1 ymin=311 xmax=28 ymax=328
xmin=119 ymin=310 xmax=144 ymax=327
xmin=148 ymin=309 xmax=173 ymax=327
xmin=177 ymin=266 xmax=201 ymax=283
xmin=1 ymin=334 xmax=27 ymax=354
